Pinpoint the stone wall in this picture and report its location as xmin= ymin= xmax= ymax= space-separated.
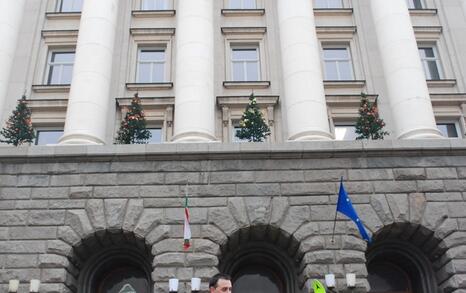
xmin=0 ymin=141 xmax=466 ymax=293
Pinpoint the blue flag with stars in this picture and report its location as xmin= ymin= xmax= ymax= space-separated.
xmin=337 ymin=179 xmax=372 ymax=243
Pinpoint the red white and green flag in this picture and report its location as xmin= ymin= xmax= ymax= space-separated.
xmin=183 ymin=192 xmax=191 ymax=250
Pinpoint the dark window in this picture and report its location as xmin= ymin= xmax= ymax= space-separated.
xmin=96 ymin=266 xmax=149 ymax=293
xmin=368 ymin=263 xmax=412 ymax=293
xmin=35 ymin=130 xmax=64 ymax=145
xmin=233 ymin=265 xmax=284 ymax=293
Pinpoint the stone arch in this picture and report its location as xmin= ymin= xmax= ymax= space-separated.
xmin=367 ymin=221 xmax=465 ymax=293
xmin=40 ymin=199 xmax=171 ymax=293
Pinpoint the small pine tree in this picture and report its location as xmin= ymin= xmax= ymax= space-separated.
xmin=236 ymin=94 xmax=271 ymax=142
xmin=115 ymin=93 xmax=151 ymax=144
xmin=0 ymin=95 xmax=35 ymax=146
xmin=355 ymin=93 xmax=389 ymax=140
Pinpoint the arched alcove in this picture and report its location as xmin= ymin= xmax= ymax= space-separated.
xmin=75 ymin=231 xmax=153 ymax=293
xmin=218 ymin=225 xmax=303 ymax=293
xmin=367 ymin=223 xmax=440 ymax=293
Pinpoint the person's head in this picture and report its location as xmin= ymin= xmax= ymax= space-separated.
xmin=209 ymin=273 xmax=232 ymax=293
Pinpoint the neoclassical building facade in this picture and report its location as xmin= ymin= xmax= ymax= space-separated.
xmin=1 ymin=0 xmax=466 ymax=293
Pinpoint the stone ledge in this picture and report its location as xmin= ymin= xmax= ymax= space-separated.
xmin=0 ymin=139 xmax=465 ymax=161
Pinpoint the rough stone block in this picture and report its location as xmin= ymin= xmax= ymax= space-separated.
xmin=49 ymin=200 xmax=86 ymax=209
xmin=386 ymin=194 xmax=409 ymax=221
xmin=0 ymin=175 xmax=17 ymax=186
xmin=255 ymin=170 xmax=304 ymax=183
xmin=31 ymin=187 xmax=69 ymax=199
xmin=134 ymin=209 xmax=163 ymax=237
xmin=146 ymin=225 xmax=171 ymax=245
xmin=228 ymin=198 xmax=249 ymax=227
xmin=448 ymin=202 xmax=466 ymax=218
xmin=304 ymin=170 xmax=346 ymax=182
xmin=165 ymin=172 xmax=201 ymax=184
xmin=152 ymin=239 xmax=182 ymax=255
xmin=6 ymin=254 xmax=39 ymax=268
xmin=421 ymin=202 xmax=449 ymax=230
xmin=69 ymin=186 xmax=92 ymax=199
xmin=370 ymin=194 xmax=393 ymax=225
xmin=0 ymin=268 xmax=41 ymax=282
xmin=104 ymin=199 xmax=127 ymax=230
xmin=117 ymin=172 xmax=165 ymax=185
xmin=57 ymin=226 xmax=81 ymax=246
xmin=208 ymin=207 xmax=238 ymax=235
xmin=65 ymin=210 xmax=94 ymax=238
xmin=299 ymin=236 xmax=325 ymax=252
xmin=185 ymin=253 xmax=218 ymax=266
xmin=290 ymin=195 xmax=329 ymax=205
xmin=311 ymin=205 xmax=337 ymax=221
xmin=0 ymin=241 xmax=46 ymax=253
xmin=426 ymin=192 xmax=463 ymax=201
xmin=28 ymin=210 xmax=66 ymax=225
xmin=244 ymin=196 xmax=271 ymax=225
xmin=9 ymin=227 xmax=57 ymax=240
xmin=122 ymin=199 xmax=144 ymax=231
xmin=47 ymin=240 xmax=72 ymax=257
xmin=209 ymin=171 xmax=254 ymax=184
xmin=393 ymin=168 xmax=426 ymax=180
xmin=281 ymin=206 xmax=310 ymax=234
xmin=15 ymin=200 xmax=49 ymax=209
xmin=151 ymin=267 xmax=177 ymax=280
xmin=348 ymin=169 xmax=394 ymax=181
xmin=164 ymin=208 xmax=207 ymax=225
xmin=0 ymin=211 xmax=28 ymax=225
xmin=281 ymin=183 xmax=335 ymax=195
xmin=303 ymin=250 xmax=334 ymax=264
xmin=1 ymin=187 xmax=31 ymax=199
xmin=444 ymin=180 xmax=466 ymax=192
xmin=193 ymin=239 xmax=220 ymax=255
xmin=153 ymin=253 xmax=185 ymax=267
xmin=94 ymin=186 xmax=141 ymax=198
xmin=354 ymin=204 xmax=383 ymax=232
xmin=50 ymin=175 xmax=82 ymax=186
xmin=409 ymin=193 xmax=427 ymax=224
xmin=335 ymin=250 xmax=366 ymax=263
xmin=83 ymin=173 xmax=117 ymax=186
xmin=17 ymin=175 xmax=49 ymax=187
xmin=373 ymin=181 xmax=417 ymax=193
xmin=236 ymin=183 xmax=280 ymax=196
xmin=417 ymin=180 xmax=445 ymax=192
xmin=294 ymin=222 xmax=319 ymax=241
xmin=39 ymin=254 xmax=70 ymax=268
xmin=426 ymin=168 xmax=457 ymax=179
xmin=200 ymin=225 xmax=227 ymax=246
xmin=41 ymin=268 xmax=67 ymax=282
xmin=78 ymin=162 xmax=111 ymax=173
xmin=270 ymin=197 xmax=289 ymax=225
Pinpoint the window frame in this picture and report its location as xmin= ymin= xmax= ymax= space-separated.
xmin=57 ymin=0 xmax=83 ymax=12
xmin=230 ymin=45 xmax=261 ymax=82
xmin=418 ymin=45 xmax=443 ymax=80
xmin=436 ymin=121 xmax=461 ymax=138
xmin=136 ymin=47 xmax=167 ymax=83
xmin=333 ymin=123 xmax=358 ymax=141
xmin=321 ymin=45 xmax=355 ymax=81
xmin=34 ymin=128 xmax=64 ymax=145
xmin=147 ymin=126 xmax=164 ymax=144
xmin=45 ymin=49 xmax=76 ymax=85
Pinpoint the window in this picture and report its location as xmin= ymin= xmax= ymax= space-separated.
xmin=406 ymin=0 xmax=423 ymax=9
xmin=137 ymin=48 xmax=166 ymax=83
xmin=322 ymin=47 xmax=354 ymax=80
xmin=419 ymin=47 xmax=442 ymax=80
xmin=148 ymin=128 xmax=163 ymax=143
xmin=141 ymin=0 xmax=169 ymax=10
xmin=314 ymin=0 xmax=343 ymax=8
xmin=58 ymin=0 xmax=83 ymax=12
xmin=231 ymin=47 xmax=260 ymax=82
xmin=35 ymin=130 xmax=64 ymax=145
xmin=47 ymin=51 xmax=75 ymax=85
xmin=437 ymin=123 xmax=459 ymax=138
xmin=232 ymin=124 xmax=249 ymax=143
xmin=229 ymin=0 xmax=256 ymax=9
xmin=334 ymin=125 xmax=357 ymax=140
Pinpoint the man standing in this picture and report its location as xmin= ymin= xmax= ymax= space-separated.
xmin=209 ymin=274 xmax=232 ymax=293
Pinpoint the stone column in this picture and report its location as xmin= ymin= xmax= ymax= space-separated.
xmin=370 ymin=0 xmax=442 ymax=139
xmin=0 ymin=1 xmax=25 ymax=123
xmin=277 ymin=0 xmax=332 ymax=141
xmin=172 ymin=0 xmax=216 ymax=142
xmin=59 ymin=0 xmax=119 ymax=145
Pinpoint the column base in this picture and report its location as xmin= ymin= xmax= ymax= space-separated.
xmin=171 ymin=131 xmax=217 ymax=143
xmin=397 ymin=127 xmax=444 ymax=139
xmin=288 ymin=130 xmax=333 ymax=141
xmin=58 ymin=133 xmax=105 ymax=145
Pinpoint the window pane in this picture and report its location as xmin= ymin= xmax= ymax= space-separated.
xmin=246 ymin=62 xmax=259 ymax=81
xmin=232 ymin=62 xmax=245 ymax=81
xmin=324 ymin=62 xmax=338 ymax=80
xmin=335 ymin=126 xmax=357 ymax=140
xmin=36 ymin=130 xmax=64 ymax=145
xmin=229 ymin=0 xmax=242 ymax=9
xmin=140 ymin=50 xmax=164 ymax=61
xmin=137 ymin=63 xmax=152 ymax=83
xmin=427 ymin=61 xmax=440 ymax=80
xmin=338 ymin=61 xmax=353 ymax=80
xmin=243 ymin=0 xmax=256 ymax=9
xmin=324 ymin=48 xmax=348 ymax=59
xmin=232 ymin=49 xmax=257 ymax=61
xmin=48 ymin=66 xmax=61 ymax=85
xmin=437 ymin=123 xmax=459 ymax=138
xmin=61 ymin=64 xmax=74 ymax=84
xmin=60 ymin=0 xmax=83 ymax=12
xmin=233 ymin=127 xmax=249 ymax=142
xmin=152 ymin=64 xmax=165 ymax=82
xmin=421 ymin=47 xmax=435 ymax=58
xmin=148 ymin=128 xmax=162 ymax=143
xmin=52 ymin=52 xmax=75 ymax=63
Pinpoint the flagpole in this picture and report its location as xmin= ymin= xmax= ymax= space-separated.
xmin=331 ymin=177 xmax=343 ymax=243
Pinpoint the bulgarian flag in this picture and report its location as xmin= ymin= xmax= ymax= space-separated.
xmin=183 ymin=193 xmax=191 ymax=250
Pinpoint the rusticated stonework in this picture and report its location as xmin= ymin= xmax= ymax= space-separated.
xmin=1 ymin=140 xmax=466 ymax=293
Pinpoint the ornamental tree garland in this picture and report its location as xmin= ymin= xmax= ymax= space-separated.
xmin=0 ymin=95 xmax=35 ymax=146
xmin=355 ymin=93 xmax=389 ymax=140
xmin=236 ymin=94 xmax=271 ymax=142
xmin=115 ymin=93 xmax=151 ymax=144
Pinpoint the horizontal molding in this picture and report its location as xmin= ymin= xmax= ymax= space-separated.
xmin=409 ymin=8 xmax=438 ymax=16
xmin=129 ymin=28 xmax=176 ymax=36
xmin=427 ymin=79 xmax=457 ymax=88
xmin=221 ymin=9 xmax=265 ymax=17
xmin=324 ymin=80 xmax=366 ymax=89
xmin=221 ymin=27 xmax=267 ymax=35
xmin=223 ymin=81 xmax=271 ymax=89
xmin=32 ymin=84 xmax=71 ymax=93
xmin=126 ymin=82 xmax=174 ymax=91
xmin=313 ymin=8 xmax=354 ymax=16
xmin=41 ymin=30 xmax=79 ymax=38
xmin=26 ymin=98 xmax=68 ymax=110
xmin=326 ymin=94 xmax=378 ymax=106
xmin=116 ymin=96 xmax=175 ymax=107
xmin=217 ymin=95 xmax=279 ymax=107
xmin=131 ymin=10 xmax=176 ymax=17
xmin=45 ymin=12 xmax=81 ymax=20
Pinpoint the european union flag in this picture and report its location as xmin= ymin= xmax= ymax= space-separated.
xmin=337 ymin=178 xmax=372 ymax=244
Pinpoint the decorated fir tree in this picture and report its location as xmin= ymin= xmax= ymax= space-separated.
xmin=0 ymin=95 xmax=35 ymax=146
xmin=236 ymin=94 xmax=271 ymax=142
xmin=115 ymin=93 xmax=151 ymax=144
xmin=355 ymin=93 xmax=389 ymax=140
